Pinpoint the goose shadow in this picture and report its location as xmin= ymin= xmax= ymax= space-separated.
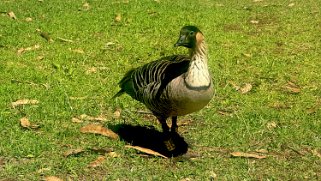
xmin=110 ymin=124 xmax=188 ymax=157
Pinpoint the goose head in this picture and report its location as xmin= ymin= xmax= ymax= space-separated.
xmin=174 ymin=26 xmax=203 ymax=49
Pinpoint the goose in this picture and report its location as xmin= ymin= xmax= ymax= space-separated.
xmin=113 ymin=26 xmax=214 ymax=151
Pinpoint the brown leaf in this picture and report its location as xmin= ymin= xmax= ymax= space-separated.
xmin=239 ymin=83 xmax=252 ymax=94
xmin=266 ymin=121 xmax=277 ymax=130
xmin=70 ymin=48 xmax=84 ymax=54
xmin=311 ymin=149 xmax=321 ymax=159
xmin=25 ymin=17 xmax=33 ymax=22
xmin=115 ymin=14 xmax=121 ymax=22
xmin=63 ymin=148 xmax=85 ymax=157
xmin=80 ymin=124 xmax=119 ymax=139
xmin=89 ymin=156 xmax=105 ymax=168
xmin=19 ymin=117 xmax=40 ymax=129
xmin=45 ymin=176 xmax=63 ymax=181
xmin=7 ymin=11 xmax=17 ymax=19
xmin=20 ymin=117 xmax=31 ymax=128
xmin=107 ymin=151 xmax=120 ymax=158
xmin=79 ymin=114 xmax=106 ymax=121
xmin=11 ymin=99 xmax=39 ymax=108
xmin=231 ymin=151 xmax=267 ymax=159
xmin=125 ymin=145 xmax=168 ymax=158
xmin=113 ymin=109 xmax=121 ymax=119
xmin=17 ymin=44 xmax=41 ymax=55
xmin=283 ymin=81 xmax=300 ymax=94
xmin=71 ymin=117 xmax=83 ymax=123
xmin=83 ymin=2 xmax=90 ymax=10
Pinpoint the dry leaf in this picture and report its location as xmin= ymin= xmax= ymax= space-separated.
xmin=11 ymin=99 xmax=39 ymax=108
xmin=7 ymin=11 xmax=17 ymax=19
xmin=250 ymin=20 xmax=259 ymax=24
xmin=115 ymin=14 xmax=121 ymax=22
xmin=113 ymin=109 xmax=121 ymax=119
xmin=228 ymin=81 xmax=240 ymax=91
xmin=80 ymin=124 xmax=119 ymax=139
xmin=255 ymin=149 xmax=268 ymax=154
xmin=70 ymin=48 xmax=84 ymax=54
xmin=37 ymin=167 xmax=51 ymax=174
xmin=20 ymin=117 xmax=31 ymax=128
xmin=108 ymin=151 xmax=120 ymax=158
xmin=71 ymin=117 xmax=83 ymax=123
xmin=45 ymin=176 xmax=63 ymax=181
xmin=89 ymin=156 xmax=105 ymax=168
xmin=283 ymin=81 xmax=300 ymax=94
xmin=231 ymin=151 xmax=266 ymax=159
xmin=25 ymin=17 xmax=33 ymax=22
xmin=266 ymin=121 xmax=277 ymax=130
xmin=57 ymin=37 xmax=74 ymax=43
xmin=79 ymin=114 xmax=106 ymax=121
xmin=63 ymin=148 xmax=85 ymax=157
xmin=125 ymin=145 xmax=168 ymax=158
xmin=239 ymin=83 xmax=252 ymax=94
xmin=288 ymin=3 xmax=295 ymax=7
xmin=83 ymin=2 xmax=90 ymax=10
xmin=17 ymin=44 xmax=41 ymax=55
xmin=311 ymin=149 xmax=321 ymax=159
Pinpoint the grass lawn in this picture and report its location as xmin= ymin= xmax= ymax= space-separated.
xmin=1 ymin=0 xmax=321 ymax=180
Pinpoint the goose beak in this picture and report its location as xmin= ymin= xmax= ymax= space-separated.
xmin=174 ymin=35 xmax=186 ymax=47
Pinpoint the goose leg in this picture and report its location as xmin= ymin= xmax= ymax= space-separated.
xmin=159 ymin=118 xmax=175 ymax=151
xmin=171 ymin=116 xmax=178 ymax=133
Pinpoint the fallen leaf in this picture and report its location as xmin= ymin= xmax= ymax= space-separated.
xmin=45 ymin=176 xmax=63 ymax=181
xmin=288 ymin=3 xmax=295 ymax=7
xmin=20 ymin=117 xmax=31 ymax=128
xmin=83 ymin=2 xmax=90 ymax=10
xmin=239 ymin=83 xmax=252 ymax=94
xmin=57 ymin=37 xmax=74 ymax=43
xmin=242 ymin=53 xmax=252 ymax=57
xmin=71 ymin=117 xmax=83 ymax=123
xmin=12 ymin=99 xmax=39 ymax=108
xmin=7 ymin=11 xmax=17 ymax=19
xmin=79 ymin=114 xmax=106 ymax=121
xmin=311 ymin=149 xmax=321 ymax=159
xmin=17 ymin=44 xmax=41 ymax=55
xmin=25 ymin=17 xmax=33 ymax=22
xmin=228 ymin=81 xmax=240 ymax=91
xmin=70 ymin=48 xmax=84 ymax=54
xmin=115 ymin=13 xmax=121 ymax=22
xmin=250 ymin=20 xmax=259 ymax=24
xmin=266 ymin=121 xmax=277 ymax=130
xmin=108 ymin=151 xmax=120 ymax=158
xmin=63 ymin=148 xmax=85 ymax=157
xmin=231 ymin=151 xmax=266 ymax=159
xmin=125 ymin=145 xmax=168 ymax=158
xmin=89 ymin=156 xmax=105 ymax=168
xmin=283 ymin=81 xmax=300 ymax=94
xmin=113 ymin=109 xmax=121 ymax=119
xmin=80 ymin=124 xmax=119 ymax=139
xmin=255 ymin=149 xmax=269 ymax=154
xmin=37 ymin=167 xmax=51 ymax=174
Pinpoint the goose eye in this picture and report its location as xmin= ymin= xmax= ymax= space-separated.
xmin=189 ymin=31 xmax=195 ymax=36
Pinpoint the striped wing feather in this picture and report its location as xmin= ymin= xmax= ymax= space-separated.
xmin=114 ymin=55 xmax=190 ymax=105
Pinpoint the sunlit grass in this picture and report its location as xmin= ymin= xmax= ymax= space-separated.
xmin=0 ymin=0 xmax=320 ymax=180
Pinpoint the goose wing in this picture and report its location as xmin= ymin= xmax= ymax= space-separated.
xmin=113 ymin=55 xmax=190 ymax=102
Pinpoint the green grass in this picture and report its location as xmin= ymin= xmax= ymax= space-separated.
xmin=1 ymin=0 xmax=321 ymax=180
